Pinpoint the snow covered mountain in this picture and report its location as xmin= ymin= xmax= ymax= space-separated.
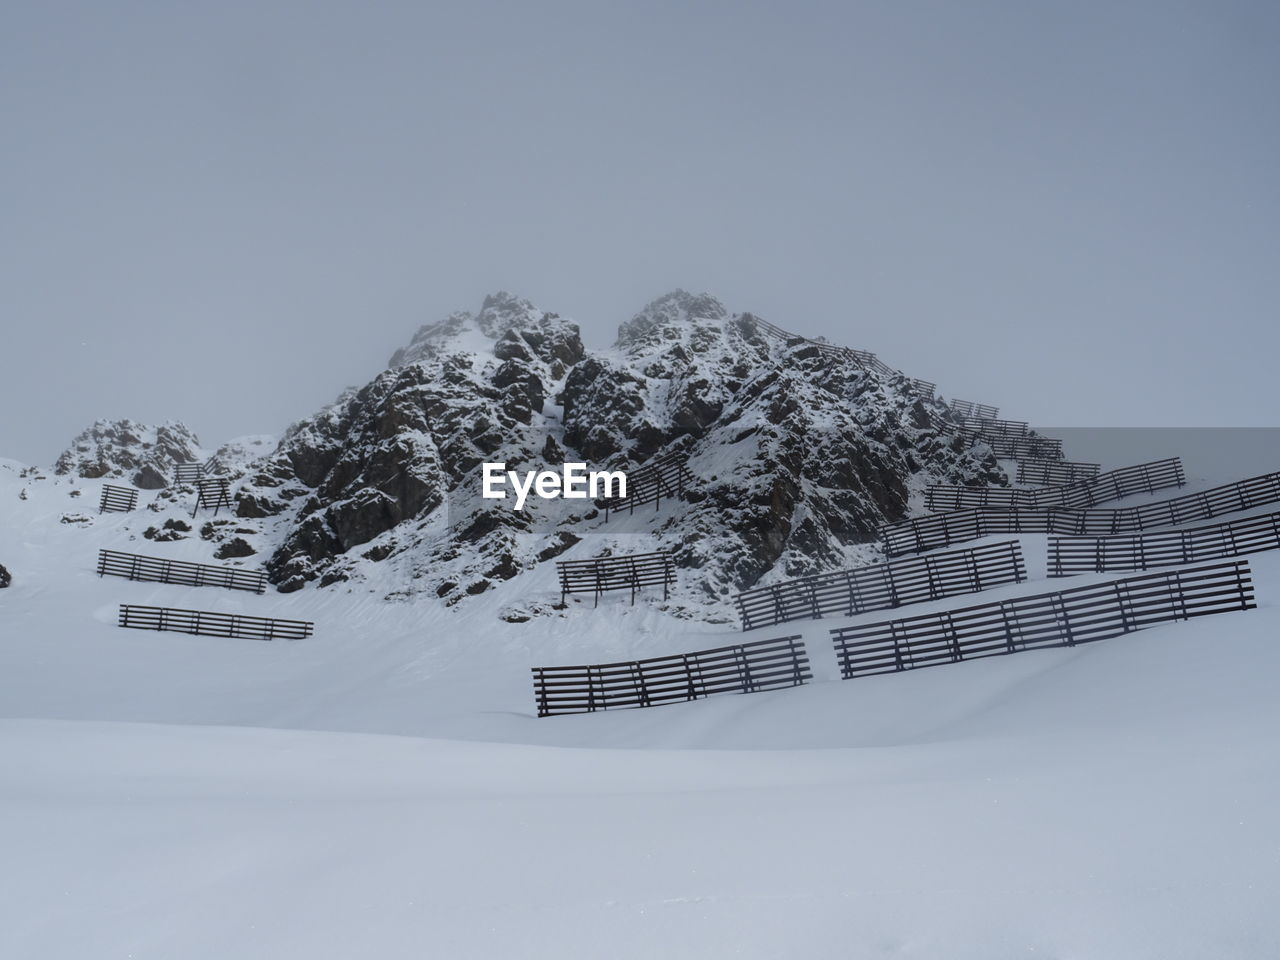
xmin=183 ymin=290 xmax=1003 ymax=609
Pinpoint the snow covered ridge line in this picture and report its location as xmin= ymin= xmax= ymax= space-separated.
xmin=749 ymin=315 xmax=937 ymax=397
xmin=481 ymin=462 xmax=627 ymax=511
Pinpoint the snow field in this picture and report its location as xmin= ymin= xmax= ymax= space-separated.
xmin=2 ymin=448 xmax=1279 ymax=957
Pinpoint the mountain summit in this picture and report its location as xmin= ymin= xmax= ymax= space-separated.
xmin=210 ymin=292 xmax=997 ymax=610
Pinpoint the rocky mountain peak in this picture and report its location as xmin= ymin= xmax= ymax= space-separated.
xmin=615 ymin=290 xmax=730 ymax=353
xmin=475 ymin=291 xmax=552 ymax=338
xmin=221 ymin=290 xmax=1003 ymax=611
xmin=54 ymin=419 xmax=202 ymax=489
xmin=388 ymin=291 xmax=584 ymax=377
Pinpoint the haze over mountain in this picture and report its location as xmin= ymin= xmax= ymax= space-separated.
xmin=4 ymin=2 xmax=1278 ymax=466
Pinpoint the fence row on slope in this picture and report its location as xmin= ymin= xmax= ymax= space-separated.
xmin=882 ymin=471 xmax=1280 ymax=556
xmin=1017 ymin=457 xmax=1101 ymax=486
xmin=97 ymin=548 xmax=266 ymax=594
xmin=557 ymin=550 xmax=675 ymax=605
xmin=925 ymin=457 xmax=1185 ymax=512
xmin=118 ymin=604 xmax=314 ymax=640
xmin=831 ymin=560 xmax=1255 ymax=679
xmin=734 ymin=541 xmax=1026 ymax=632
xmin=173 ymin=455 xmax=222 ymax=485
xmin=950 ymin=399 xmax=1000 ymax=420
xmin=532 ymin=634 xmax=810 ymax=716
xmin=192 ymin=477 xmax=233 ymax=516
xmin=751 ymin=317 xmax=936 ymax=397
xmin=961 ymin=430 xmax=1064 ymax=461
xmin=99 ymin=484 xmax=138 ymax=514
xmin=958 ymin=416 xmax=1029 ymax=437
xmin=1048 ymin=510 xmax=1280 ymax=576
xmin=598 ymin=452 xmax=694 ymax=519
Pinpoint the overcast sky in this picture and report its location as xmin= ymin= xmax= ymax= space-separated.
xmin=2 ymin=0 xmax=1276 ymax=465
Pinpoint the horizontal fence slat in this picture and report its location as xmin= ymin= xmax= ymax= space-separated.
xmin=950 ymin=399 xmax=1000 ymax=420
xmin=99 ymin=484 xmax=139 ymax=514
xmin=1048 ymin=509 xmax=1280 ymax=576
xmin=117 ymin=604 xmax=312 ymax=640
xmin=1017 ymin=457 xmax=1102 ymax=486
xmin=97 ymin=548 xmax=267 ymax=594
xmin=958 ymin=428 xmax=1063 ymax=461
xmin=557 ymin=550 xmax=675 ymax=605
xmin=926 ymin=458 xmax=1185 ymax=513
xmin=883 ymin=471 xmax=1280 ymax=556
xmin=733 ymin=540 xmax=1026 ymax=631
xmin=192 ymin=477 xmax=233 ymax=515
xmin=533 ymin=635 xmax=810 ymax=717
xmin=597 ymin=452 xmax=695 ymax=518
xmin=831 ymin=561 xmax=1255 ymax=681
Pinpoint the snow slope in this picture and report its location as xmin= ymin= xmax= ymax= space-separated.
xmin=2 ymin=444 xmax=1280 ymax=958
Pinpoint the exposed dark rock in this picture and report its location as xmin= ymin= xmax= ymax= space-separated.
xmin=231 ymin=288 xmax=1002 ymax=605
xmin=0 ymin=563 xmax=10 ymax=588
xmin=55 ymin=420 xmax=202 ymax=485
xmin=133 ymin=463 xmax=169 ymax=490
xmin=213 ymin=537 xmax=256 ymax=559
xmin=536 ymin=532 xmax=581 ymax=563
xmin=143 ymin=518 xmax=191 ymax=542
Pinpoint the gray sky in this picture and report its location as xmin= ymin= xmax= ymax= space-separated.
xmin=3 ymin=0 xmax=1277 ymax=465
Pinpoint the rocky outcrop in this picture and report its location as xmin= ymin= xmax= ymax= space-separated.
xmin=54 ymin=420 xmax=202 ymax=489
xmin=245 ymin=292 xmax=586 ymax=594
xmin=242 ymin=288 xmax=1003 ymax=605
xmin=213 ymin=537 xmax=257 ymax=560
xmin=0 ymin=563 xmax=10 ymax=588
xmin=560 ymin=291 xmax=1001 ymax=588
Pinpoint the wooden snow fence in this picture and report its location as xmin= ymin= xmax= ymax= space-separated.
xmin=1017 ymin=457 xmax=1102 ymax=486
xmin=1048 ymin=510 xmax=1280 ymax=576
xmin=880 ymin=471 xmax=1280 ymax=557
xmin=597 ymin=452 xmax=694 ymax=519
xmin=117 ymin=604 xmax=312 ymax=640
xmin=733 ymin=541 xmax=1026 ymax=632
xmin=925 ymin=458 xmax=1185 ymax=512
xmin=99 ymin=484 xmax=138 ymax=514
xmin=556 ymin=551 xmax=676 ymax=606
xmin=192 ymin=477 xmax=233 ymax=517
xmin=831 ymin=560 xmax=1255 ymax=679
xmin=97 ymin=548 xmax=266 ymax=594
xmin=533 ymin=635 xmax=811 ymax=717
